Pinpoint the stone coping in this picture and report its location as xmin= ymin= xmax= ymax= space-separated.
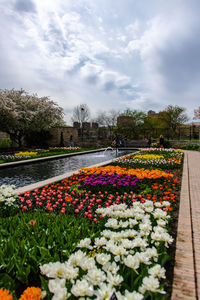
xmin=16 ymin=156 xmax=122 ymax=194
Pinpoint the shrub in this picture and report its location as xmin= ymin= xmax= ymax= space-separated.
xmin=179 ymin=144 xmax=200 ymax=150
xmin=0 ymin=138 xmax=12 ymax=148
xmin=163 ymin=140 xmax=172 ymax=148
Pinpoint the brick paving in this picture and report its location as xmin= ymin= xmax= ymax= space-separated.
xmin=172 ymin=151 xmax=200 ymax=299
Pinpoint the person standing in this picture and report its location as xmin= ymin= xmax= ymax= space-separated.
xmin=69 ymin=135 xmax=74 ymax=147
xmin=159 ymin=135 xmax=164 ymax=148
xmin=147 ymin=137 xmax=151 ymax=148
xmin=124 ymin=136 xmax=128 ymax=147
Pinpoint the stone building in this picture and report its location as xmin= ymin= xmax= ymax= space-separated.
xmin=48 ymin=127 xmax=78 ymax=147
xmin=147 ymin=110 xmax=159 ymax=118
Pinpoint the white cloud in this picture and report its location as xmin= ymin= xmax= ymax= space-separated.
xmin=0 ymin=0 xmax=200 ymax=120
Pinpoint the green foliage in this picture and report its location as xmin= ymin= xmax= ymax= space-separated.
xmin=25 ymin=130 xmax=52 ymax=148
xmin=118 ymin=109 xmax=146 ymax=139
xmin=0 ymin=212 xmax=101 ymax=298
xmin=159 ymin=105 xmax=188 ymax=137
xmin=0 ymin=137 xmax=12 ymax=148
xmin=163 ymin=140 xmax=172 ymax=148
xmin=120 ymin=109 xmax=146 ymax=124
xmin=178 ymin=143 xmax=200 ymax=150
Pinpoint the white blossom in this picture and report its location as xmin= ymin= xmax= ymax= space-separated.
xmin=86 ymin=268 xmax=106 ymax=286
xmin=95 ymin=253 xmax=111 ymax=266
xmin=71 ymin=279 xmax=94 ymax=297
xmin=77 ymin=238 xmax=92 ymax=249
xmin=139 ymin=276 xmax=166 ymax=294
xmin=148 ymin=264 xmax=166 ymax=279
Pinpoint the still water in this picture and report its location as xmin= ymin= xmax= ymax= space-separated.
xmin=0 ymin=149 xmax=136 ymax=188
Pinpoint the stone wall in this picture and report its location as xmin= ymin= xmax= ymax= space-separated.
xmin=48 ymin=127 xmax=78 ymax=147
xmin=170 ymin=140 xmax=200 ymax=146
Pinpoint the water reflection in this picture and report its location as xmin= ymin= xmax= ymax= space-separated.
xmin=0 ymin=150 xmax=136 ymax=188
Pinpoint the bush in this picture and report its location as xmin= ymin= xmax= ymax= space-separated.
xmin=0 ymin=138 xmax=12 ymax=148
xmin=163 ymin=140 xmax=172 ymax=148
xmin=177 ymin=144 xmax=200 ymax=150
xmin=25 ymin=130 xmax=52 ymax=148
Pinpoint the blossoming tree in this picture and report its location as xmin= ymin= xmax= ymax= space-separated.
xmin=194 ymin=107 xmax=200 ymax=120
xmin=0 ymin=89 xmax=64 ymax=147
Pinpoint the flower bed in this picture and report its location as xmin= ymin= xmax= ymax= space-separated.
xmin=114 ymin=149 xmax=183 ymax=170
xmin=0 ymin=147 xmax=96 ymax=164
xmin=0 ymin=148 xmax=183 ymax=299
xmin=40 ymin=202 xmax=171 ymax=299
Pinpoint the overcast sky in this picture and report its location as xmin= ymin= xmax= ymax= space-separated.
xmin=1 ymin=0 xmax=200 ymax=123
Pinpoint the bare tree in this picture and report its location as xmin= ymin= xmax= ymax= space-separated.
xmin=95 ymin=109 xmax=120 ymax=138
xmin=95 ymin=109 xmax=120 ymax=127
xmin=71 ymin=104 xmax=90 ymax=126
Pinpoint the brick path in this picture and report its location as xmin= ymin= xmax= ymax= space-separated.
xmin=172 ymin=151 xmax=200 ymax=299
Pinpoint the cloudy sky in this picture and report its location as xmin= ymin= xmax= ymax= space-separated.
xmin=0 ymin=0 xmax=200 ymax=123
